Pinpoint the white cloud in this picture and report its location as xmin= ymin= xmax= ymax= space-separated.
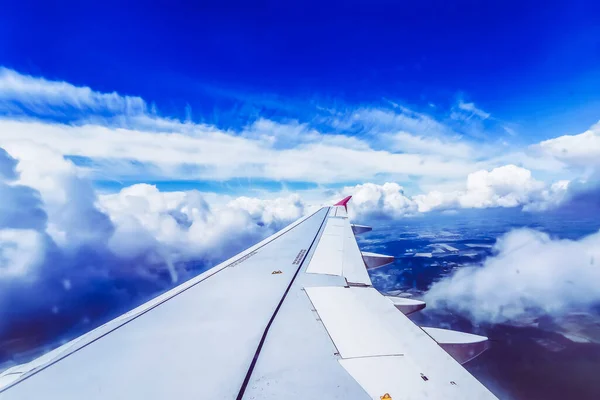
xmin=425 ymin=228 xmax=600 ymax=323
xmin=0 ymin=147 xmax=47 ymax=230
xmin=0 ymin=147 xmax=18 ymax=180
xmin=413 ymin=190 xmax=460 ymax=213
xmin=0 ymin=229 xmax=47 ymax=279
xmin=340 ymin=106 xmax=451 ymax=136
xmin=489 ymin=149 xmax=567 ymax=174
xmin=99 ymin=183 xmax=307 ymax=269
xmin=460 ymin=164 xmax=545 ymax=208
xmin=456 ymin=101 xmax=491 ymax=120
xmin=227 ymin=194 xmax=306 ymax=226
xmin=243 ymin=118 xmax=370 ymax=150
xmin=342 ymin=166 xmax=570 ymax=218
xmin=328 ymin=105 xmax=488 ymax=162
xmin=382 ymin=131 xmax=473 ymax=159
xmin=3 ymin=67 xmax=593 ymax=195
xmin=0 ymin=119 xmax=478 ymax=184
xmin=522 ymin=180 xmax=570 ymax=212
xmin=3 ymin=142 xmax=113 ymax=249
xmin=0 ymin=67 xmax=596 ymax=217
xmin=0 ymin=68 xmax=483 ymax=186
xmin=0 ymin=148 xmax=50 ymax=279
xmin=341 ymin=182 xmax=418 ymax=219
xmin=539 ymin=121 xmax=600 ymax=167
xmin=0 ymin=141 xmax=308 ymax=274
xmin=503 ymin=126 xmax=517 ymax=136
xmin=0 ymin=68 xmax=146 ymax=115
xmin=414 ymin=165 xmax=567 ymax=212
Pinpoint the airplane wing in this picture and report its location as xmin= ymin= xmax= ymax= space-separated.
xmin=0 ymin=197 xmax=497 ymax=400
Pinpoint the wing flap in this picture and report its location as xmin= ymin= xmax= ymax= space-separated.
xmin=340 ymin=356 xmax=465 ymax=400
xmin=305 ymin=286 xmax=404 ymax=358
xmin=305 ymin=286 xmax=497 ymax=399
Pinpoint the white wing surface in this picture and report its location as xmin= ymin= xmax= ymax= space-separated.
xmin=0 ymin=198 xmax=497 ymax=400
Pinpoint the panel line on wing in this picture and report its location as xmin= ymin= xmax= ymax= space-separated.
xmin=235 ymin=208 xmax=330 ymax=400
xmin=303 ymin=287 xmax=342 ymax=357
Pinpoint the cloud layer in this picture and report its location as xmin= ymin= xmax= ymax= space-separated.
xmin=0 ymin=67 xmax=577 ymax=189
xmin=341 ymin=165 xmax=570 ymax=220
xmin=1 ymin=67 xmax=599 ymax=201
xmin=425 ymin=227 xmax=600 ymax=323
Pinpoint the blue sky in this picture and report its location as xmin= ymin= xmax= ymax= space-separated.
xmin=0 ymin=0 xmax=599 ymax=210
xmin=2 ymin=0 xmax=599 ymax=138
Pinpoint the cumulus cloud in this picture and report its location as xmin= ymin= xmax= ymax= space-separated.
xmin=0 ymin=148 xmax=47 ymax=231
xmin=539 ymin=121 xmax=600 ymax=167
xmin=0 ymin=148 xmax=17 ymax=180
xmin=415 ymin=165 xmax=569 ymax=212
xmin=533 ymin=119 xmax=600 ymax=212
xmin=425 ymin=228 xmax=600 ymax=323
xmin=522 ymin=180 xmax=571 ymax=212
xmin=343 ymin=182 xmax=418 ymax=220
xmin=459 ymin=165 xmax=545 ymax=208
xmin=0 ymin=148 xmax=48 ymax=288
xmin=226 ymin=194 xmax=306 ymax=226
xmin=99 ymin=184 xmax=305 ymax=269
xmin=0 ymin=229 xmax=47 ymax=279
xmin=340 ymin=166 xmax=570 ymax=219
xmin=2 ymin=142 xmax=114 ymax=250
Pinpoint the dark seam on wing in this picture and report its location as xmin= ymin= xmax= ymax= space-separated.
xmin=235 ymin=207 xmax=330 ymax=400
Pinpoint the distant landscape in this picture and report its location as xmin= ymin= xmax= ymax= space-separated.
xmin=361 ymin=208 xmax=600 ymax=399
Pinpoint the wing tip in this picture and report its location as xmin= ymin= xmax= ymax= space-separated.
xmin=334 ymin=195 xmax=352 ymax=210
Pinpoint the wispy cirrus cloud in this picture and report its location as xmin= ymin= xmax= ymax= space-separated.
xmin=0 ymin=68 xmax=146 ymax=117
xmin=0 ymin=69 xmax=494 ymax=186
xmin=0 ymin=69 xmax=501 ymax=187
xmin=0 ymin=67 xmax=597 ymax=205
xmin=381 ymin=131 xmax=474 ymax=159
xmin=0 ymin=119 xmax=481 ymax=184
xmin=456 ymin=100 xmax=491 ymax=120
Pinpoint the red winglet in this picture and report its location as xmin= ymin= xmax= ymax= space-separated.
xmin=334 ymin=195 xmax=352 ymax=211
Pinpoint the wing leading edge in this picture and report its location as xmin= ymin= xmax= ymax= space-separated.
xmin=0 ymin=198 xmax=498 ymax=400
